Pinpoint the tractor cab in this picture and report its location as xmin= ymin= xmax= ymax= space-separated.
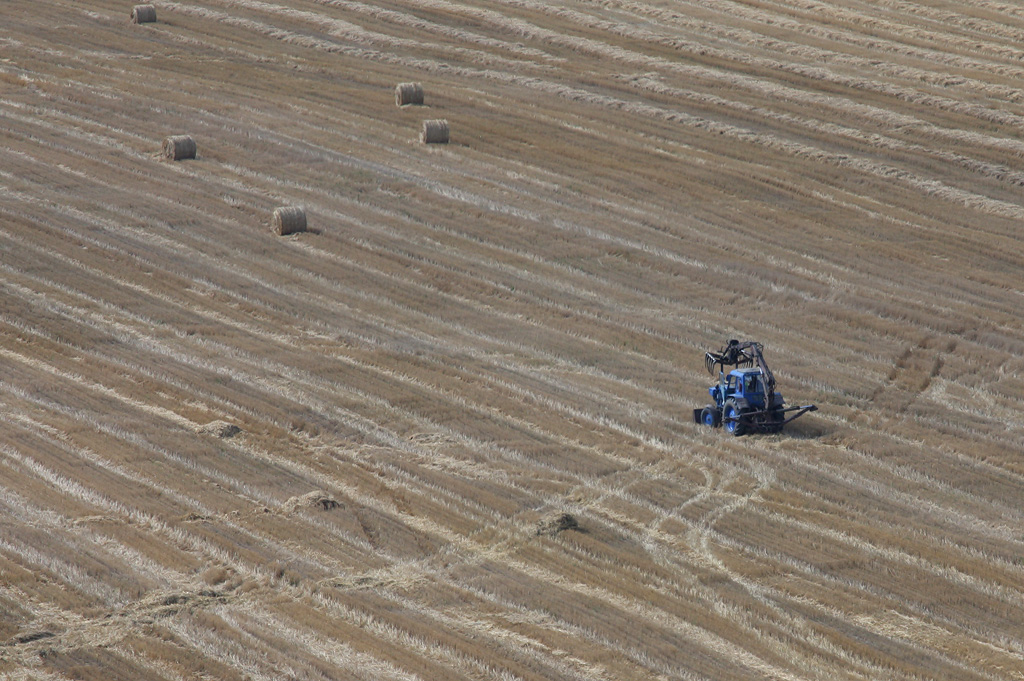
xmin=726 ymin=368 xmax=771 ymax=408
xmin=709 ymin=368 xmax=777 ymax=411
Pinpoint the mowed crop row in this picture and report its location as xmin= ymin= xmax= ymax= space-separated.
xmin=2 ymin=0 xmax=1023 ymax=679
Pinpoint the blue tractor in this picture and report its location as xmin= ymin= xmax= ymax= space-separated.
xmin=694 ymin=340 xmax=817 ymax=436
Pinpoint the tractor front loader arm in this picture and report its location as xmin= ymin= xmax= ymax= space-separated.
xmin=705 ymin=339 xmax=778 ymax=406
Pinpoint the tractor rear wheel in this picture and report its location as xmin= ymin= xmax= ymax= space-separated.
xmin=723 ymin=400 xmax=746 ymax=436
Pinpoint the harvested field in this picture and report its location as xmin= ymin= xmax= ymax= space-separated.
xmin=2 ymin=0 xmax=1023 ymax=679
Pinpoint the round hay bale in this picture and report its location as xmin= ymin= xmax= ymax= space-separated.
xmin=272 ymin=206 xmax=306 ymax=236
xmin=131 ymin=4 xmax=157 ymax=24
xmin=536 ymin=511 xmax=579 ymax=537
xmin=163 ymin=135 xmax=196 ymax=161
xmin=421 ymin=119 xmax=449 ymax=144
xmin=395 ymin=82 xmax=424 ymax=106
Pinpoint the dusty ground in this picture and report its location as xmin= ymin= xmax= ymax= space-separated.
xmin=2 ymin=1 xmax=1024 ymax=679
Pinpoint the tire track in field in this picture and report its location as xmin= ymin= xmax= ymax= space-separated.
xmin=4 ymin=299 xmax=839 ymax=679
xmin=9 ymin=0 xmax=1015 ymax=493
xmin=6 ymin=2 xmax=1024 ymax=678
xmin=0 ymin=419 xmax=430 ymax=678
xmin=3 ymin=241 xmax=684 ymax=564
xmin=0 ymin=411 xmax=349 ymax=579
xmin=6 ymin=138 xmax=1015 ymax=626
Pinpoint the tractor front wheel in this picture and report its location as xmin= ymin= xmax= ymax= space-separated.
xmin=700 ymin=406 xmax=720 ymax=427
xmin=724 ymin=400 xmax=746 ymax=436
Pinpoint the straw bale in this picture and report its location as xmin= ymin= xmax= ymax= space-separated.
xmin=272 ymin=206 xmax=307 ymax=236
xmin=286 ymin=491 xmax=340 ymax=512
xmin=163 ymin=135 xmax=196 ymax=160
xmin=536 ymin=512 xmax=579 ymax=536
xmin=197 ymin=420 xmax=241 ymax=438
xmin=395 ymin=82 xmax=424 ymax=106
xmin=421 ymin=119 xmax=449 ymax=144
xmin=131 ymin=5 xmax=157 ymax=24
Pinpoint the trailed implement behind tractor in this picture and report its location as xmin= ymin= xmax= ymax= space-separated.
xmin=694 ymin=340 xmax=817 ymax=436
